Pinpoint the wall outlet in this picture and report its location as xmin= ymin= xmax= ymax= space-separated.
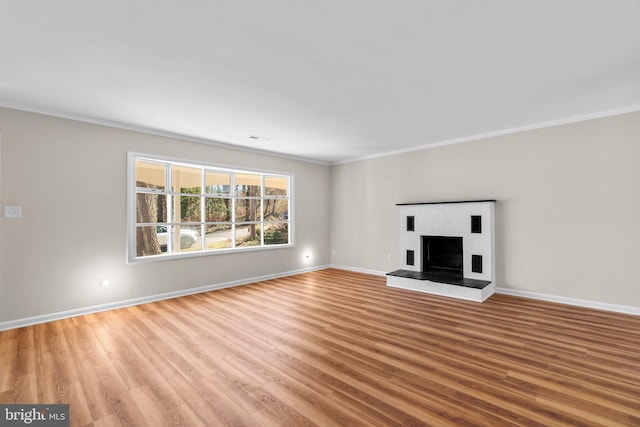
xmin=387 ymin=253 xmax=392 ymax=261
xmin=4 ymin=206 xmax=22 ymax=219
xmin=99 ymin=279 xmax=110 ymax=289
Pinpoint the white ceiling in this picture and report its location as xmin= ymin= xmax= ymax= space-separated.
xmin=1 ymin=1 xmax=639 ymax=164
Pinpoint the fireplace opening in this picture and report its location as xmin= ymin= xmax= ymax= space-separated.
xmin=422 ymin=236 xmax=463 ymax=278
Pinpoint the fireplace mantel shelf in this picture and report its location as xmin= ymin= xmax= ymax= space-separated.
xmin=386 ymin=270 xmax=491 ymax=289
xmin=396 ymin=200 xmax=496 ymax=206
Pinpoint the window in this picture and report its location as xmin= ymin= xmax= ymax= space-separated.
xmin=128 ymin=153 xmax=293 ymax=262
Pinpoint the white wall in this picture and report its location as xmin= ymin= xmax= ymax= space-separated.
xmin=0 ymin=107 xmax=331 ymax=323
xmin=330 ymin=112 xmax=640 ymax=308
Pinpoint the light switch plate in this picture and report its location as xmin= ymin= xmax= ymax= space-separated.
xmin=4 ymin=206 xmax=22 ymax=219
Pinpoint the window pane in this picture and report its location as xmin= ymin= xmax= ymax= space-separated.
xmin=136 ymin=225 xmax=164 ymax=256
xmin=235 ymin=198 xmax=260 ymax=222
xmin=173 ymin=224 xmax=201 ymax=252
xmin=205 ymin=197 xmax=231 ymax=222
xmin=205 ymin=171 xmax=231 ymax=194
xmin=173 ymin=195 xmax=201 ymax=222
xmin=172 ymin=165 xmax=201 ymax=193
xmin=265 ymin=176 xmax=288 ymax=196
xmin=204 ymin=224 xmax=233 ymax=250
xmin=136 ymin=193 xmax=167 ymax=223
xmin=264 ymin=222 xmax=289 ymax=245
xmin=136 ymin=161 xmax=165 ymax=190
xmin=235 ymin=173 xmax=261 ymax=196
xmin=154 ymin=225 xmax=170 ymax=252
xmin=236 ymin=223 xmax=261 ymax=247
xmin=263 ymin=199 xmax=288 ymax=221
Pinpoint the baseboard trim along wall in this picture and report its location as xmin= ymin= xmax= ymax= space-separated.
xmin=0 ymin=265 xmax=331 ymax=332
xmin=329 ymin=264 xmax=388 ymax=277
xmin=495 ymin=287 xmax=640 ymax=317
xmin=330 ymin=265 xmax=640 ymax=316
xmin=3 ymin=264 xmax=638 ymax=331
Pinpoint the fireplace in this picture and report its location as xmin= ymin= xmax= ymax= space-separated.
xmin=422 ymin=236 xmax=463 ymax=278
xmin=386 ymin=200 xmax=496 ymax=302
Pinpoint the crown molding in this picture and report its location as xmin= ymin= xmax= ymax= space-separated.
xmin=334 ymin=104 xmax=640 ymax=165
xmin=0 ymin=102 xmax=331 ymax=166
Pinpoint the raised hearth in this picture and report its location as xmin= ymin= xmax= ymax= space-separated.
xmin=387 ymin=269 xmax=491 ymax=289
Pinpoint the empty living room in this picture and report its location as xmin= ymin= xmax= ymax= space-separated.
xmin=1 ymin=2 xmax=639 ymax=426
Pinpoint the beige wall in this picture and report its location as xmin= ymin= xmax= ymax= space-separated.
xmin=2 ymin=107 xmax=638 ymax=323
xmin=331 ymin=112 xmax=640 ymax=307
xmin=0 ymin=108 xmax=331 ymax=322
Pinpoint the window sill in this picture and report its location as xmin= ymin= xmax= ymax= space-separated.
xmin=128 ymin=243 xmax=295 ymax=264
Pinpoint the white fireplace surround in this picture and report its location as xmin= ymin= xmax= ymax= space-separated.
xmin=387 ymin=200 xmax=496 ymax=302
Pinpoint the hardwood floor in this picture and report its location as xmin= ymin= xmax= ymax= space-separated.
xmin=1 ymin=268 xmax=640 ymax=426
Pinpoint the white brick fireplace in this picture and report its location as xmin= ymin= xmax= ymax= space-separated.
xmin=386 ymin=200 xmax=496 ymax=302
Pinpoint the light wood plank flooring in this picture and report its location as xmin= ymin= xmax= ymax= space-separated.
xmin=1 ymin=268 xmax=640 ymax=426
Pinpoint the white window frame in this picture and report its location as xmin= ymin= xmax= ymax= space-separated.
xmin=127 ymin=152 xmax=295 ymax=263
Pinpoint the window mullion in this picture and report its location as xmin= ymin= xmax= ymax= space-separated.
xmin=200 ymin=169 xmax=205 ymax=251
xmin=166 ymin=163 xmax=173 ymax=254
xmin=260 ymin=174 xmax=264 ymax=246
xmin=166 ymin=164 xmax=175 ymax=254
xmin=231 ymin=173 xmax=236 ymax=248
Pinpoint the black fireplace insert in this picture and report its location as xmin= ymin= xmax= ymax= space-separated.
xmin=422 ymin=235 xmax=463 ymax=278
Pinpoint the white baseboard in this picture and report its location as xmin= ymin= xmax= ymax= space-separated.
xmin=0 ymin=265 xmax=331 ymax=332
xmin=331 ymin=264 xmax=640 ymax=316
xmin=495 ymin=287 xmax=640 ymax=316
xmin=329 ymin=264 xmax=387 ymax=277
xmin=5 ymin=265 xmax=635 ymax=332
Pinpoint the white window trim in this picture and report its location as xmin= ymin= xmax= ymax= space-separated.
xmin=127 ymin=152 xmax=295 ymax=263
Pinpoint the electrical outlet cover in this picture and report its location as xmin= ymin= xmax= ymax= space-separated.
xmin=4 ymin=206 xmax=22 ymax=218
